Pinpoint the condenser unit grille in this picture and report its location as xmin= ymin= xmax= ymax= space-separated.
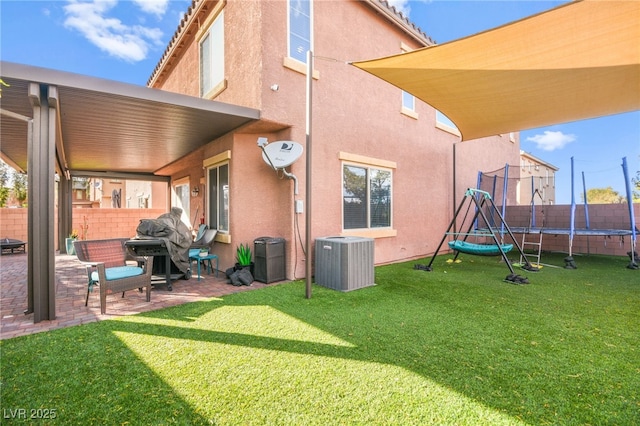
xmin=314 ymin=236 xmax=375 ymax=291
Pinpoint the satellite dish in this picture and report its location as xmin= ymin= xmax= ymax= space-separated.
xmin=261 ymin=141 xmax=303 ymax=169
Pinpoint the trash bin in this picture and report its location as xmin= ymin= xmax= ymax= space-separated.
xmin=254 ymin=237 xmax=286 ymax=283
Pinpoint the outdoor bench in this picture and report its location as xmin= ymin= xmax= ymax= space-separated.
xmin=74 ymin=238 xmax=153 ymax=314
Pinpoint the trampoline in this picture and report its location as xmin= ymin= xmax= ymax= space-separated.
xmin=508 ymin=227 xmax=634 ymax=237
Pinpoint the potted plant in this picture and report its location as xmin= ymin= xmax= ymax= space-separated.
xmin=199 ymin=247 xmax=209 ymax=257
xmin=65 ymin=230 xmax=78 ymax=255
xmin=235 ymin=243 xmax=253 ymax=273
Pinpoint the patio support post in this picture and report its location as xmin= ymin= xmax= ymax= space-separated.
xmin=59 ymin=173 xmax=72 ymax=253
xmin=27 ymin=83 xmax=56 ymax=322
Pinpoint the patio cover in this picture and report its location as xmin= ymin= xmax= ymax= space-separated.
xmin=0 ymin=61 xmax=260 ymax=323
xmin=0 ymin=61 xmax=260 ymax=177
xmin=352 ymin=0 xmax=640 ymax=141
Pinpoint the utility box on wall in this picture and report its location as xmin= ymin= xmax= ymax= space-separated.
xmin=254 ymin=237 xmax=286 ymax=283
xmin=314 ymin=236 xmax=375 ymax=291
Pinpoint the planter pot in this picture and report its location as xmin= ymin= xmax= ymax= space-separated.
xmin=65 ymin=238 xmax=76 ymax=255
xmin=235 ymin=262 xmax=254 ymax=276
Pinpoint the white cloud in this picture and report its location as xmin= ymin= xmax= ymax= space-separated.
xmin=526 ymin=131 xmax=576 ymax=151
xmin=132 ymin=0 xmax=169 ymax=18
xmin=387 ymin=0 xmax=411 ymax=17
xmin=386 ymin=0 xmax=432 ymax=17
xmin=64 ymin=0 xmax=164 ymax=63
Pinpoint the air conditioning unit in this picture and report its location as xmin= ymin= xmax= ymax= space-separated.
xmin=314 ymin=236 xmax=375 ymax=291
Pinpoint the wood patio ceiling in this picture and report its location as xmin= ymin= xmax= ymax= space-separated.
xmin=0 ymin=62 xmax=260 ymax=178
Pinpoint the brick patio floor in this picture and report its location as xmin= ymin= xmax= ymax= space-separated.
xmin=0 ymin=252 xmax=269 ymax=340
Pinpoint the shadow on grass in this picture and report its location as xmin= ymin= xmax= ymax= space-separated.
xmin=2 ymin=253 xmax=637 ymax=424
xmin=112 ymin=253 xmax=638 ymax=423
xmin=0 ymin=322 xmax=212 ymax=424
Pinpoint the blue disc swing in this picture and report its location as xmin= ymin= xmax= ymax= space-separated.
xmin=447 ymin=239 xmax=513 ymax=256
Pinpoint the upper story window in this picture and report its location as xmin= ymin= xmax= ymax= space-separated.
xmin=402 ymin=90 xmax=415 ymax=112
xmin=435 ymin=110 xmax=459 ymax=135
xmin=288 ymin=0 xmax=312 ymax=63
xmin=200 ymin=10 xmax=225 ymax=98
xmin=399 ymin=44 xmax=417 ymax=118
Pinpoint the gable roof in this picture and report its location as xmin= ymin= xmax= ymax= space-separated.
xmin=366 ymin=0 xmax=434 ymax=45
xmin=520 ymin=151 xmax=559 ymax=172
xmin=147 ymin=0 xmax=434 ymax=87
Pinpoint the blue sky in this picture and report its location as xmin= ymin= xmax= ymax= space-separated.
xmin=1 ymin=0 xmax=638 ymax=204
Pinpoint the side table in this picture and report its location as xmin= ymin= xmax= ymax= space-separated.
xmin=189 ymin=252 xmax=219 ymax=280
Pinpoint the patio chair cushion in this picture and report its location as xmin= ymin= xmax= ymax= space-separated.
xmin=91 ymin=266 xmax=144 ymax=282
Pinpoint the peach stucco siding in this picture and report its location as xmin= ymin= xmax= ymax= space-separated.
xmin=150 ymin=0 xmax=523 ymax=278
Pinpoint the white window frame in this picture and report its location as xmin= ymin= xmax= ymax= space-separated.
xmin=288 ymin=0 xmax=313 ymax=64
xmin=341 ymin=157 xmax=394 ymax=232
xmin=199 ymin=9 xmax=225 ymax=98
xmin=399 ymin=43 xmax=418 ymax=119
xmin=402 ymin=90 xmax=415 ymax=113
xmin=435 ymin=110 xmax=460 ymax=136
xmin=172 ymin=177 xmax=191 ymax=228
xmin=204 ymin=151 xmax=231 ymax=238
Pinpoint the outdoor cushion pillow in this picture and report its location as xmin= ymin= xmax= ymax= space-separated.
xmin=91 ymin=265 xmax=144 ymax=282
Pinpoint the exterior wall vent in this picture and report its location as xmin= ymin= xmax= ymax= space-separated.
xmin=314 ymin=236 xmax=375 ymax=291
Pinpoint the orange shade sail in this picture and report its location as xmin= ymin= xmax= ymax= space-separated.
xmin=352 ymin=0 xmax=640 ymax=141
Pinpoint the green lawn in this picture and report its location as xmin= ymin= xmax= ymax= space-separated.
xmin=1 ymin=252 xmax=638 ymax=425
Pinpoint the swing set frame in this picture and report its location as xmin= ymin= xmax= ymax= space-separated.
xmin=426 ymin=188 xmax=536 ymax=275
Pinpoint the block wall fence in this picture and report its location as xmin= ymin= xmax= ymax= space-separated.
xmin=1 ymin=208 xmax=166 ymax=252
xmin=1 ymin=204 xmax=638 ymax=257
xmin=503 ymin=203 xmax=639 ymax=257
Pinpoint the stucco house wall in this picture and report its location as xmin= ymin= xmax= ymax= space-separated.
xmin=150 ymin=0 xmax=523 ymax=277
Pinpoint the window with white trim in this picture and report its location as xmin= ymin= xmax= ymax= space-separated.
xmin=172 ymin=177 xmax=191 ymax=227
xmin=207 ymin=162 xmax=229 ymax=233
xmin=436 ymin=110 xmax=458 ymax=131
xmin=288 ymin=0 xmax=312 ymax=63
xmin=200 ymin=10 xmax=224 ymax=98
xmin=399 ymin=44 xmax=416 ymax=115
xmin=402 ymin=90 xmax=415 ymax=112
xmin=343 ymin=164 xmax=392 ymax=230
